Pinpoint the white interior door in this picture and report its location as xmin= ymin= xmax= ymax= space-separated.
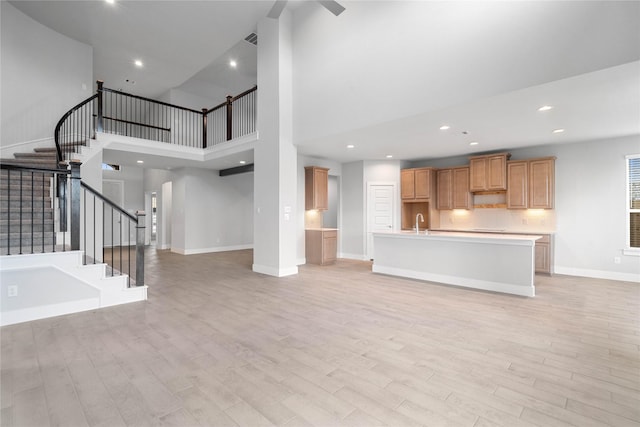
xmin=367 ymin=183 xmax=395 ymax=260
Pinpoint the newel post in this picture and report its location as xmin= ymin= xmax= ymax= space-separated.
xmin=96 ymin=80 xmax=104 ymax=133
xmin=202 ymin=108 xmax=208 ymax=149
xmin=135 ymin=210 xmax=146 ymax=287
xmin=69 ymin=160 xmax=82 ymax=251
xmin=226 ymin=95 xmax=233 ymax=141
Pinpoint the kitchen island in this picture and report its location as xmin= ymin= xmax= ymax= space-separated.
xmin=372 ymin=231 xmax=541 ymax=297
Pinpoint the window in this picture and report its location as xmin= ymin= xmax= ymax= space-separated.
xmin=627 ymin=155 xmax=640 ymax=249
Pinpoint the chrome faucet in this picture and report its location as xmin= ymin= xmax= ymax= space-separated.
xmin=415 ymin=213 xmax=424 ymax=234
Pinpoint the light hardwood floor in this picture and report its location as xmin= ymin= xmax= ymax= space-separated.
xmin=1 ymin=248 xmax=639 ymax=426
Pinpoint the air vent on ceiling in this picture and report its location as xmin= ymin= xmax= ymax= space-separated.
xmin=244 ymin=32 xmax=258 ymax=46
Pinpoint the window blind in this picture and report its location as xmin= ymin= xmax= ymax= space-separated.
xmin=629 ymin=157 xmax=640 ymax=248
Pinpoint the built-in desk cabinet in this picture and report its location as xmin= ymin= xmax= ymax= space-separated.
xmin=305 ymin=229 xmax=337 ymax=265
xmin=437 ymin=167 xmax=471 ymax=210
xmin=469 ymin=153 xmax=510 ymax=192
xmin=507 ymin=157 xmax=555 ymax=209
xmin=305 ymin=166 xmax=329 ymax=210
xmin=400 ymin=168 xmax=439 ymax=230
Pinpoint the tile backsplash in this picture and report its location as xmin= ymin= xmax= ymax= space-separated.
xmin=438 ymin=208 xmax=556 ymax=233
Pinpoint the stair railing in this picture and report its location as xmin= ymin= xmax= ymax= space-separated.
xmin=54 ymin=81 xmax=257 ymax=164
xmin=0 ymin=161 xmax=145 ymax=287
xmin=54 ymin=94 xmax=98 ymax=165
xmin=1 ymin=163 xmax=70 ymax=255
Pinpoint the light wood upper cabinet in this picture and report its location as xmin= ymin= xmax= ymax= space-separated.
xmin=469 ymin=153 xmax=510 ymax=192
xmin=401 ymin=169 xmax=416 ymax=199
xmin=401 ymin=168 xmax=434 ymax=201
xmin=452 ymin=167 xmax=471 ymax=209
xmin=437 ymin=169 xmax=452 ymax=210
xmin=305 ymin=166 xmax=329 ymax=210
xmin=529 ymin=158 xmax=555 ymax=209
xmin=438 ymin=167 xmax=471 ymax=210
xmin=507 ymin=157 xmax=555 ymax=209
xmin=507 ymin=161 xmax=528 ymax=209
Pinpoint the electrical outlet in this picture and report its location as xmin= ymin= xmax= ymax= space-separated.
xmin=7 ymin=285 xmax=18 ymax=297
xmin=449 ymin=215 xmax=454 ymax=224
xmin=614 ymin=257 xmax=621 ymax=264
xmin=522 ymin=218 xmax=528 ymax=225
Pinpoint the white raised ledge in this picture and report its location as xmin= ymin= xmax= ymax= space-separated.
xmin=372 ymin=231 xmax=541 ymax=297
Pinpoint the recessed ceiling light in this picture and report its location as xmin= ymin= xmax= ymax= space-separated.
xmin=346 ymin=144 xmax=355 ymax=149
xmin=552 ymin=128 xmax=565 ymax=134
xmin=229 ymin=60 xmax=237 ymax=68
xmin=469 ymin=142 xmax=479 ymax=146
xmin=439 ymin=125 xmax=450 ymax=130
xmin=105 ymin=0 xmax=115 ymax=4
xmin=239 ymin=160 xmax=246 ymax=165
xmin=386 ymin=155 xmax=393 ymax=158
xmin=538 ymin=105 xmax=554 ymax=112
xmin=134 ymin=59 xmax=143 ymax=68
xmin=136 ymin=160 xmax=144 ymax=164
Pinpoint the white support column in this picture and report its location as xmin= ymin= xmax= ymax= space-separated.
xmin=253 ymin=11 xmax=298 ymax=277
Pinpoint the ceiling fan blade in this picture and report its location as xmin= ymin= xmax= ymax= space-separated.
xmin=267 ymin=0 xmax=288 ymax=19
xmin=318 ymin=0 xmax=345 ymax=16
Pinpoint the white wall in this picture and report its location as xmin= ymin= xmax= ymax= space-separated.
xmin=340 ymin=160 xmax=403 ymax=260
xmin=340 ymin=161 xmax=365 ymax=259
xmin=171 ymin=174 xmax=186 ymax=252
xmin=144 ymin=167 xmax=254 ymax=255
xmin=291 ymin=1 xmax=640 ymax=145
xmin=253 ymin=12 xmax=298 ymax=276
xmin=513 ymin=136 xmax=639 ymax=281
xmin=165 ymin=88 xmax=220 ymax=111
xmin=102 ymin=166 xmax=144 ymax=246
xmin=0 ymin=2 xmax=92 ymax=151
xmin=180 ymin=168 xmax=253 ymax=254
xmin=144 ymin=169 xmax=175 ymax=248
xmin=411 ymin=135 xmax=640 ymax=282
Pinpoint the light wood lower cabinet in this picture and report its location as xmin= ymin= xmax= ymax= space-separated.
xmin=306 ymin=229 xmax=337 ymax=265
xmin=534 ymin=234 xmax=553 ymax=274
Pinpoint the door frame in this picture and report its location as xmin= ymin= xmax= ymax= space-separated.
xmin=366 ymin=182 xmax=398 ymax=260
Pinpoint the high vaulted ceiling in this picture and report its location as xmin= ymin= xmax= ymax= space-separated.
xmin=9 ymin=0 xmax=640 ymax=166
xmin=9 ymin=0 xmax=268 ymax=99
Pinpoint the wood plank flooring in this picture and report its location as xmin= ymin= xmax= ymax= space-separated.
xmin=1 ymin=248 xmax=639 ymax=426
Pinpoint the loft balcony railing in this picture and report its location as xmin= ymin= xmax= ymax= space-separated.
xmin=55 ymin=81 xmax=257 ymax=164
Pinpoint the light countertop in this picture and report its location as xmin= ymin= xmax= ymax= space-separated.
xmin=373 ymin=230 xmax=542 ymax=246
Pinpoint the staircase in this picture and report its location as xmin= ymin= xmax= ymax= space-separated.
xmin=0 ymin=146 xmax=148 ymax=326
xmin=0 ymin=148 xmax=60 ymax=255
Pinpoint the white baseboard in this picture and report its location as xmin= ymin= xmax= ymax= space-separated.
xmin=297 ymin=257 xmax=306 ymax=265
xmin=171 ymin=244 xmax=253 ymax=255
xmin=554 ymin=266 xmax=640 ymax=283
xmin=339 ymin=252 xmax=370 ymax=261
xmin=252 ymin=264 xmax=298 ymax=277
